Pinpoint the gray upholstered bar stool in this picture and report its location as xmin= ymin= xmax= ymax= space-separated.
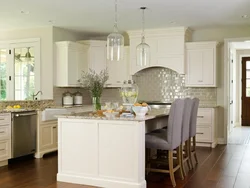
xmin=145 ymin=99 xmax=185 ymax=187
xmin=188 ymin=98 xmax=200 ymax=168
xmin=180 ymin=98 xmax=194 ymax=176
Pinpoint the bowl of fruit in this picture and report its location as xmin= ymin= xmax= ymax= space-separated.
xmin=132 ymin=102 xmax=150 ymax=118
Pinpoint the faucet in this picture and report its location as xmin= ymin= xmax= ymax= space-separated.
xmin=32 ymin=91 xmax=43 ymax=100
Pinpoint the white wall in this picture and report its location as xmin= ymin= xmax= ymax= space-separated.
xmin=192 ymin=26 xmax=250 ymax=141
xmin=0 ymin=26 xmax=54 ymax=99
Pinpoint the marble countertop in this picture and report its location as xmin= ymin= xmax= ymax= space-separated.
xmin=199 ymin=104 xmax=219 ymax=108
xmin=56 ymin=109 xmax=169 ymax=121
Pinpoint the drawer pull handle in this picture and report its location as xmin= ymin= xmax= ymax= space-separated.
xmin=0 ymin=149 xmax=5 ymax=151
xmin=196 ymin=132 xmax=204 ymax=135
xmin=0 ymin=131 xmax=5 ymax=133
xmin=197 ymin=116 xmax=204 ymax=118
xmin=53 ymin=126 xmax=56 ymax=129
xmin=198 ymin=80 xmax=203 ymax=82
xmin=0 ymin=119 xmax=5 ymax=120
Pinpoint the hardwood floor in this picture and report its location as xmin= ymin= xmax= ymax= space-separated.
xmin=0 ymin=144 xmax=250 ymax=188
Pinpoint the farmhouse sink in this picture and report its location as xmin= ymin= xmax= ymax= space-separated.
xmin=41 ymin=108 xmax=68 ymax=121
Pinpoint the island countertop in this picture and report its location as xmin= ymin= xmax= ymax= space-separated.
xmin=56 ymin=108 xmax=169 ymax=121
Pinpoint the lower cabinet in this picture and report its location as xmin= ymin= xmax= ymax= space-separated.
xmin=0 ymin=113 xmax=11 ymax=167
xmin=196 ymin=108 xmax=217 ymax=148
xmin=35 ymin=112 xmax=58 ymax=158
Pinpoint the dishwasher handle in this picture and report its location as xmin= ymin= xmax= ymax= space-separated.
xmin=14 ymin=112 xmax=37 ymax=117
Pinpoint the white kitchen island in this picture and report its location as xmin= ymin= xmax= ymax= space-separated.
xmin=56 ymin=110 xmax=168 ymax=188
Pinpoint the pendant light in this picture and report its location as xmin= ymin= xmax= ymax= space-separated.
xmin=136 ymin=7 xmax=150 ymax=66
xmin=107 ymin=0 xmax=124 ymax=61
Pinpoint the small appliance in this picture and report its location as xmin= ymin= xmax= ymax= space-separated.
xmin=73 ymin=91 xmax=83 ymax=106
xmin=62 ymin=91 xmax=73 ymax=107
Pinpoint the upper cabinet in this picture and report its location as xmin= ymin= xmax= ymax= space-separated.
xmin=106 ymin=46 xmax=130 ymax=86
xmin=55 ymin=41 xmax=88 ymax=87
xmin=185 ymin=41 xmax=219 ymax=87
xmin=78 ymin=40 xmax=107 ymax=74
xmin=127 ymin=27 xmax=192 ymax=75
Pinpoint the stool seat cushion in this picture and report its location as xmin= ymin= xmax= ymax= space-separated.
xmin=146 ymin=131 xmax=171 ymax=150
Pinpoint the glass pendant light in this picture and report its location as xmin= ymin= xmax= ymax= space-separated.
xmin=107 ymin=0 xmax=124 ymax=61
xmin=136 ymin=7 xmax=150 ymax=66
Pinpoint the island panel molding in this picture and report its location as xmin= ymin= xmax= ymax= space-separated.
xmin=57 ymin=118 xmax=148 ymax=188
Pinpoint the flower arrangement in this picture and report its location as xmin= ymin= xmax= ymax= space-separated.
xmin=79 ymin=69 xmax=109 ymax=110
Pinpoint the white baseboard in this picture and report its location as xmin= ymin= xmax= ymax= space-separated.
xmin=217 ymin=138 xmax=226 ymax=144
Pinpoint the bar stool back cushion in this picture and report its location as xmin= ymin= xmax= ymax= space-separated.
xmin=182 ymin=98 xmax=194 ymax=142
xmin=146 ymin=99 xmax=185 ymax=151
xmin=190 ymin=98 xmax=200 ymax=137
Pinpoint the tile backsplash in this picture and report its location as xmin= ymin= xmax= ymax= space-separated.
xmin=53 ymin=67 xmax=217 ymax=106
xmin=133 ymin=67 xmax=217 ymax=106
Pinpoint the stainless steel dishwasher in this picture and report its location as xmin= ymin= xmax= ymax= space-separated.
xmin=11 ymin=111 xmax=37 ymax=158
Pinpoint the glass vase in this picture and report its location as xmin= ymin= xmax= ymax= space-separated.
xmin=92 ymin=96 xmax=101 ymax=111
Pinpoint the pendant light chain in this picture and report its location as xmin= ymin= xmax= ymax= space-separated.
xmin=141 ymin=7 xmax=146 ymax=42
xmin=114 ymin=0 xmax=118 ymax=31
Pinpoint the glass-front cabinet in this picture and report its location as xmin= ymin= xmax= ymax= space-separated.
xmin=0 ymin=39 xmax=40 ymax=100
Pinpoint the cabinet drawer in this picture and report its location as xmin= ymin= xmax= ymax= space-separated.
xmin=0 ymin=140 xmax=11 ymax=161
xmin=197 ymin=108 xmax=213 ymax=126
xmin=0 ymin=126 xmax=10 ymax=140
xmin=0 ymin=113 xmax=11 ymax=126
xmin=196 ymin=127 xmax=212 ymax=142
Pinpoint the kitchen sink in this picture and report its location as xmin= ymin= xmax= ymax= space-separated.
xmin=41 ymin=108 xmax=68 ymax=121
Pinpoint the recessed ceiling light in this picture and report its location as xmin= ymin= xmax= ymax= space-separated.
xmin=20 ymin=10 xmax=30 ymax=14
xmin=48 ymin=20 xmax=55 ymax=24
xmin=242 ymin=15 xmax=248 ymax=18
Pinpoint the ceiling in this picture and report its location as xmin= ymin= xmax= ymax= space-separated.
xmin=1 ymin=0 xmax=250 ymax=34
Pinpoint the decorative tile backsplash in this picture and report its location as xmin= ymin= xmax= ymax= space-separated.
xmin=53 ymin=67 xmax=217 ymax=107
xmin=133 ymin=67 xmax=217 ymax=106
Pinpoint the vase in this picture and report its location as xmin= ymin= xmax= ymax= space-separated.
xmin=92 ymin=96 xmax=101 ymax=111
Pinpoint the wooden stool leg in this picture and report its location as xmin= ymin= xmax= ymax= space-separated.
xmin=177 ymin=146 xmax=184 ymax=180
xmin=188 ymin=138 xmax=194 ymax=169
xmin=193 ymin=136 xmax=198 ymax=164
xmin=185 ymin=140 xmax=192 ymax=171
xmin=168 ymin=150 xmax=176 ymax=187
xmin=180 ymin=144 xmax=186 ymax=177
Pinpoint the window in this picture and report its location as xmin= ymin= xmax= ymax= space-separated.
xmin=0 ymin=39 xmax=40 ymax=100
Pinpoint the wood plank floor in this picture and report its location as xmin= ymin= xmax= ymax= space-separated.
xmin=0 ymin=144 xmax=250 ymax=188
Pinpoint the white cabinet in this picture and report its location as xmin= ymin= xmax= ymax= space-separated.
xmin=0 ymin=113 xmax=11 ymax=167
xmin=185 ymin=42 xmax=219 ymax=87
xmin=55 ymin=41 xmax=88 ymax=87
xmin=77 ymin=40 xmax=107 ymax=74
xmin=106 ymin=46 xmax=130 ymax=86
xmin=127 ymin=27 xmax=191 ymax=75
xmin=196 ymin=108 xmax=217 ymax=148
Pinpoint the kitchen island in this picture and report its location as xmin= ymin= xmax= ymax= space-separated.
xmin=56 ymin=110 xmax=169 ymax=188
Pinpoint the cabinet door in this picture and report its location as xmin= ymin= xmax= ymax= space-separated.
xmin=107 ymin=47 xmax=129 ymax=85
xmin=40 ymin=124 xmax=55 ymax=150
xmin=89 ymin=46 xmax=107 ymax=73
xmin=186 ymin=48 xmax=216 ymax=87
xmin=0 ymin=140 xmax=11 ymax=161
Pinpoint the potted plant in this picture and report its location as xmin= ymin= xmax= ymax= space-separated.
xmin=80 ymin=69 xmax=109 ymax=111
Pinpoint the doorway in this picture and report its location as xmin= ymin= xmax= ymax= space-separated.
xmin=241 ymin=57 xmax=250 ymax=126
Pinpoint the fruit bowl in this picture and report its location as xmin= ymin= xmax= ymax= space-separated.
xmin=132 ymin=106 xmax=150 ymax=118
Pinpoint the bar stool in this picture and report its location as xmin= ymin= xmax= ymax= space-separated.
xmin=188 ymin=98 xmax=200 ymax=168
xmin=145 ymin=99 xmax=185 ymax=187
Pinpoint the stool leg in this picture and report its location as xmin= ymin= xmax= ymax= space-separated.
xmin=180 ymin=144 xmax=186 ymax=177
xmin=177 ymin=146 xmax=184 ymax=180
xmin=193 ymin=136 xmax=198 ymax=164
xmin=188 ymin=138 xmax=194 ymax=169
xmin=185 ymin=140 xmax=192 ymax=171
xmin=168 ymin=150 xmax=176 ymax=187
xmin=146 ymin=148 xmax=151 ymax=175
